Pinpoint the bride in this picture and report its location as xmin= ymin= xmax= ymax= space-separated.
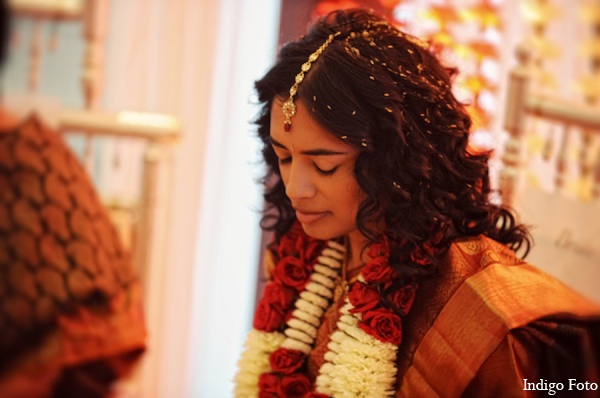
xmin=235 ymin=8 xmax=600 ymax=397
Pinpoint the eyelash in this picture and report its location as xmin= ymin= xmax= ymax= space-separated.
xmin=278 ymin=156 xmax=292 ymax=165
xmin=278 ymin=156 xmax=338 ymax=177
xmin=315 ymin=165 xmax=338 ymax=176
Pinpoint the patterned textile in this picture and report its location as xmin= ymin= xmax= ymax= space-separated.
xmin=307 ymin=235 xmax=600 ymax=397
xmin=0 ymin=115 xmax=146 ymax=397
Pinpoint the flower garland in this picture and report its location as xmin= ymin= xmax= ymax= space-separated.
xmin=314 ymin=295 xmax=399 ymax=397
xmin=234 ymin=329 xmax=286 ymax=397
xmin=235 ymin=223 xmax=422 ymax=397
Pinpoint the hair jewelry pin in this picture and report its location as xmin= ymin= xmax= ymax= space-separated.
xmin=282 ymin=32 xmax=340 ymax=132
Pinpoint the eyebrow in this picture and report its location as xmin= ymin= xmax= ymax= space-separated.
xmin=270 ymin=136 xmax=347 ymax=156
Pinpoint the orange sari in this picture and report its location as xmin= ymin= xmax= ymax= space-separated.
xmin=308 ymin=236 xmax=600 ymax=397
xmin=0 ymin=115 xmax=146 ymax=397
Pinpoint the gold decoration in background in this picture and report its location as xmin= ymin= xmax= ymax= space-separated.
xmin=417 ymin=0 xmax=503 ymax=151
xmin=420 ymin=4 xmax=461 ymax=55
xmin=314 ymin=0 xmax=361 ymax=17
xmin=576 ymin=0 xmax=600 ymax=199
xmin=519 ymin=0 xmax=569 ymax=190
xmin=576 ymin=1 xmax=600 ymax=104
xmin=520 ymin=0 xmax=561 ymax=90
xmin=521 ymin=0 xmax=560 ymax=25
xmin=463 ymin=2 xmax=501 ymax=147
xmin=459 ymin=2 xmax=502 ymax=29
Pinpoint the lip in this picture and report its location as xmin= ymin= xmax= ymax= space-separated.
xmin=295 ymin=210 xmax=328 ymax=224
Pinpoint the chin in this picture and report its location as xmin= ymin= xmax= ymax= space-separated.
xmin=299 ymin=221 xmax=345 ymax=241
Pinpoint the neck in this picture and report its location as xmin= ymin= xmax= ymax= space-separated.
xmin=345 ymin=229 xmax=370 ymax=272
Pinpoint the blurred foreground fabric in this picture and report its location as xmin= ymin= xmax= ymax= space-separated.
xmin=0 ymin=114 xmax=145 ymax=397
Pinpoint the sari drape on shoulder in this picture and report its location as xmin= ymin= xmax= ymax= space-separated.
xmin=307 ymin=235 xmax=600 ymax=397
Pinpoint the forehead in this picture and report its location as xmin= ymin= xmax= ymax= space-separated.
xmin=270 ymin=98 xmax=351 ymax=150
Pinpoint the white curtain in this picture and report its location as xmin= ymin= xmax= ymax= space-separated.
xmin=102 ymin=1 xmax=280 ymax=397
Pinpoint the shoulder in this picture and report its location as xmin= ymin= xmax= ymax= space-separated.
xmin=0 ymin=114 xmax=74 ymax=175
xmin=414 ymin=234 xmax=598 ymax=337
xmin=448 ymin=235 xmax=600 ymax=329
xmin=397 ymin=235 xmax=600 ymax=397
xmin=0 ymin=108 xmax=20 ymax=132
xmin=463 ymin=316 xmax=600 ymax=396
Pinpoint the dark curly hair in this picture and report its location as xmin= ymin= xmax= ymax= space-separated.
xmin=255 ymin=9 xmax=531 ymax=287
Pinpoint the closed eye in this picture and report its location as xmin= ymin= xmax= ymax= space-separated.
xmin=277 ymin=155 xmax=338 ymax=176
xmin=314 ymin=163 xmax=338 ymax=176
xmin=278 ymin=156 xmax=292 ymax=165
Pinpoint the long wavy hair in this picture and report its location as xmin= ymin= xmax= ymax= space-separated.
xmin=255 ymin=9 xmax=531 ymax=286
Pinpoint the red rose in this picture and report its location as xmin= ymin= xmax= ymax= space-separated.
xmin=358 ymin=308 xmax=403 ymax=345
xmin=348 ymin=282 xmax=381 ymax=314
xmin=269 ymin=348 xmax=305 ymax=374
xmin=387 ymin=285 xmax=417 ymax=316
xmin=253 ymin=300 xmax=284 ymax=332
xmin=277 ymin=222 xmax=324 ymax=264
xmin=263 ymin=282 xmax=296 ymax=310
xmin=258 ymin=372 xmax=280 ymax=396
xmin=298 ymin=238 xmax=323 ymax=265
xmin=278 ymin=236 xmax=296 ymax=259
xmin=410 ymin=249 xmax=430 ymax=265
xmin=279 ymin=373 xmax=311 ymax=398
xmin=277 ymin=222 xmax=305 ymax=257
xmin=410 ymin=241 xmax=439 ymax=265
xmin=367 ymin=237 xmax=390 ymax=258
xmin=362 ymin=257 xmax=394 ymax=283
xmin=305 ymin=393 xmax=329 ymax=398
xmin=273 ymin=256 xmax=311 ymax=291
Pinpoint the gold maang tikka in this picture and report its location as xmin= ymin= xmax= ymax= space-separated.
xmin=282 ymin=32 xmax=340 ymax=132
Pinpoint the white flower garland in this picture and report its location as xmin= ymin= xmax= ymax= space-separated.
xmin=280 ymin=241 xmax=343 ymax=355
xmin=234 ymin=329 xmax=285 ymax=397
xmin=235 ymin=240 xmax=398 ymax=397
xmin=314 ymin=298 xmax=398 ymax=397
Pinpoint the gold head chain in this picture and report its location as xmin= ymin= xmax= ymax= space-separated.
xmin=282 ymin=32 xmax=340 ymax=132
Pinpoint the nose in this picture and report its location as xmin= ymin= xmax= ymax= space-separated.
xmin=284 ymin=161 xmax=316 ymax=201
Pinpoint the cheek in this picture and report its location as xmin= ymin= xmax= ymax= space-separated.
xmin=280 ymin=171 xmax=288 ymax=186
xmin=347 ymin=185 xmax=365 ymax=217
xmin=278 ymin=165 xmax=290 ymax=187
xmin=336 ymin=174 xmax=364 ymax=218
xmin=345 ymin=167 xmax=364 ymax=198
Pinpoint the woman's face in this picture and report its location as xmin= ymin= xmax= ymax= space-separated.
xmin=270 ymin=98 xmax=365 ymax=240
